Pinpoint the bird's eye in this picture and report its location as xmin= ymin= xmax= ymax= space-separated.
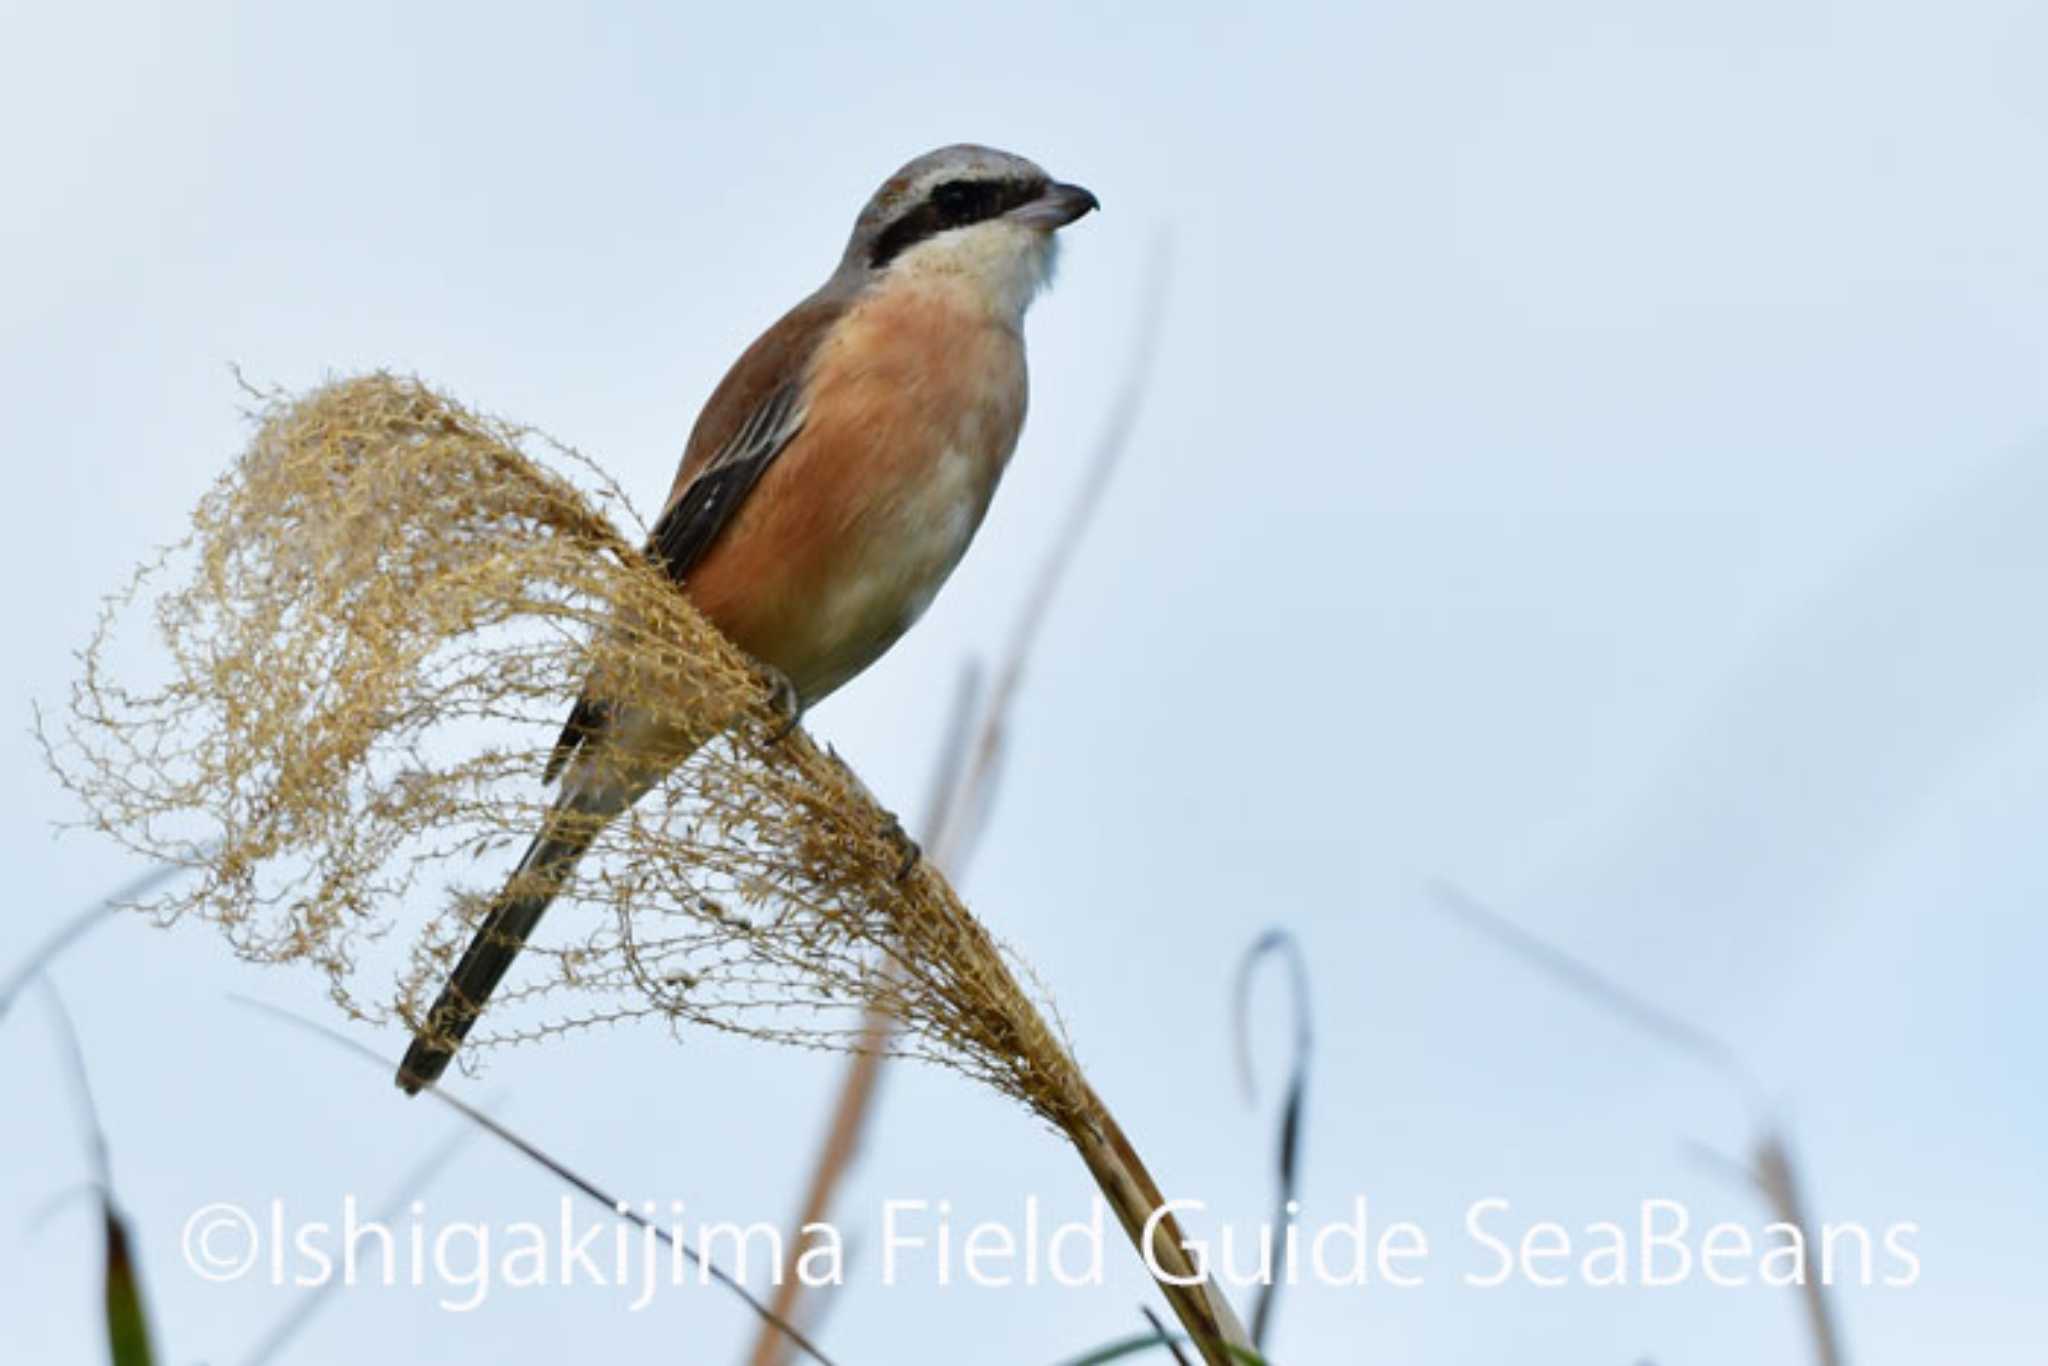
xmin=931 ymin=179 xmax=989 ymax=223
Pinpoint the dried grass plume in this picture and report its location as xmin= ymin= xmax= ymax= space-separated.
xmin=46 ymin=373 xmax=1085 ymax=1120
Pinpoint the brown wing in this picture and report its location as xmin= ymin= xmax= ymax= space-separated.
xmin=541 ymin=292 xmax=847 ymax=786
xmin=666 ymin=293 xmax=849 ymax=504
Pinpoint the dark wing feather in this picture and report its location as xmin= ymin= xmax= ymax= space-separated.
xmin=541 ymin=381 xmax=809 ymax=784
xmin=650 ymin=382 xmax=804 ymax=573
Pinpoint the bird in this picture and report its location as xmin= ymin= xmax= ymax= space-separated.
xmin=396 ymin=144 xmax=1098 ymax=1092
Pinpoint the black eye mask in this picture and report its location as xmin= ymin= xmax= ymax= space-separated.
xmin=869 ymin=175 xmax=1050 ymax=270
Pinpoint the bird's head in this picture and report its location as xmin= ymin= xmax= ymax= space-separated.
xmin=837 ymin=144 xmax=1099 ymax=320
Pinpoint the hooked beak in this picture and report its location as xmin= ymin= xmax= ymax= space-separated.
xmin=1011 ymin=180 xmax=1100 ymax=231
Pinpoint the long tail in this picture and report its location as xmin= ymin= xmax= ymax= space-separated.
xmin=396 ymin=817 xmax=598 ymax=1093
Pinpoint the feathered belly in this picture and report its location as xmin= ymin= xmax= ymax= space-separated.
xmin=794 ymin=442 xmax=995 ymax=697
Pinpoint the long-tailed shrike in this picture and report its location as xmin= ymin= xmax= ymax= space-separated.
xmin=397 ymin=144 xmax=1097 ymax=1091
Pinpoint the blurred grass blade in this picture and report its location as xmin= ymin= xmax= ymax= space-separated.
xmin=1 ymin=856 xmax=206 ymax=1021
xmin=1752 ymin=1134 xmax=1844 ymax=1366
xmin=1059 ymin=1332 xmax=1268 ymax=1366
xmin=240 ymin=1118 xmax=481 ymax=1366
xmin=233 ymin=996 xmax=841 ymax=1366
xmin=1426 ymin=880 xmax=1762 ymax=1107
xmin=1430 ymin=882 xmax=1839 ymax=1366
xmin=1230 ymin=929 xmax=1313 ymax=1349
xmin=1061 ymin=1331 xmax=1181 ymax=1366
xmin=1688 ymin=1135 xmax=1843 ymax=1366
xmin=40 ymin=981 xmax=158 ymax=1366
xmin=1142 ymin=1306 xmax=1195 ymax=1366
xmin=746 ymin=664 xmax=982 ymax=1366
xmin=947 ymin=233 xmax=1171 ymax=855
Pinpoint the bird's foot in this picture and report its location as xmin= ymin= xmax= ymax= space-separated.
xmin=819 ymin=746 xmax=921 ymax=879
xmin=754 ymin=661 xmax=804 ymax=742
xmin=881 ymin=814 xmax=923 ymax=881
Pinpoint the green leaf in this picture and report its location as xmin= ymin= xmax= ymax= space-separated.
xmin=101 ymin=1205 xmax=156 ymax=1366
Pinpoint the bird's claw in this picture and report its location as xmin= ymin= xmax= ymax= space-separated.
xmin=755 ymin=662 xmax=804 ymax=742
xmin=882 ymin=816 xmax=922 ymax=881
xmin=820 ymin=746 xmax=920 ymax=878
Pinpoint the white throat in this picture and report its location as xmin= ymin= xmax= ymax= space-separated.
xmin=881 ymin=220 xmax=1058 ymax=327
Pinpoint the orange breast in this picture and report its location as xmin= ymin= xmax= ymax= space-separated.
xmin=680 ymin=281 xmax=1028 ymax=700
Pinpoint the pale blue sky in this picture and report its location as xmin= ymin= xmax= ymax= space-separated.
xmin=3 ymin=1 xmax=2043 ymax=1361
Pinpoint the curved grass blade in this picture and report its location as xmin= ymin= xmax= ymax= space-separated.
xmin=1230 ymin=929 xmax=1313 ymax=1349
xmin=41 ymin=981 xmax=158 ymax=1366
